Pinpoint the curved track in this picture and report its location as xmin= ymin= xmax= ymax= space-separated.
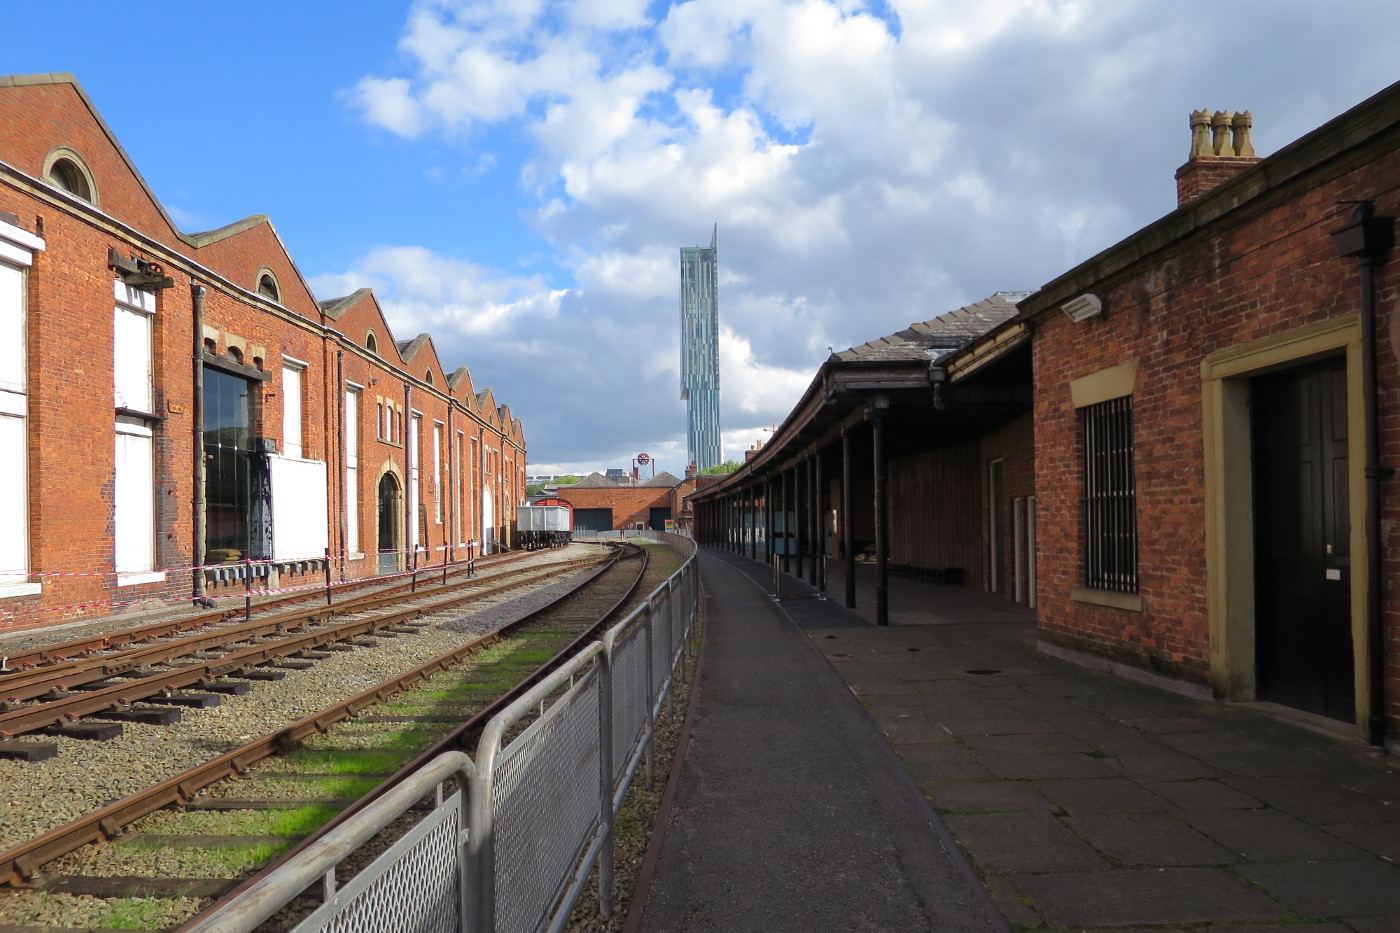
xmin=0 ymin=541 xmax=654 ymax=911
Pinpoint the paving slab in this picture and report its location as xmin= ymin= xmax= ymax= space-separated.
xmin=1065 ymin=811 xmax=1237 ymax=866
xmin=644 ymin=549 xmax=1400 ymax=932
xmin=1180 ymin=801 xmax=1370 ymax=861
xmin=1321 ymin=820 xmax=1400 ymax=861
xmin=1237 ymin=859 xmax=1400 ymax=916
xmin=1012 ymin=867 xmax=1289 ymax=926
xmin=976 ymin=750 xmax=1122 ymax=781
xmin=942 ymin=811 xmax=1109 ymax=873
xmin=1033 ymin=777 xmax=1169 ymax=814
xmin=1111 ymin=750 xmax=1220 ymax=780
xmin=1139 ymin=778 xmax=1263 ymax=810
xmin=920 ymin=780 xmax=1057 ymax=814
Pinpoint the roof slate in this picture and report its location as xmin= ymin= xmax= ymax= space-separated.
xmin=572 ymin=472 xmax=619 ymax=488
xmin=831 ymin=291 xmax=1032 ymax=363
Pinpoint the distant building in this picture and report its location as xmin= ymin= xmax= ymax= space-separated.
xmin=680 ymin=226 xmax=721 ymax=470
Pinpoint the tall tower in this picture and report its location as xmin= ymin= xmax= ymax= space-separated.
xmin=680 ymin=225 xmax=721 ymax=471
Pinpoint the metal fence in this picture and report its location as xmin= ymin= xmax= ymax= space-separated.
xmin=185 ymin=531 xmax=698 ymax=933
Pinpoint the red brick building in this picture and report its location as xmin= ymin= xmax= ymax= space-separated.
xmin=1020 ymin=94 xmax=1400 ymax=745
xmin=557 ymin=470 xmax=706 ymax=533
xmin=0 ymin=74 xmax=526 ymax=634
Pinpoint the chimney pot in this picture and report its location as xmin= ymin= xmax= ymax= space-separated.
xmin=1189 ymin=109 xmax=1213 ymax=158
xmin=1211 ymin=110 xmax=1236 ymax=156
xmin=1231 ymin=110 xmax=1255 ymax=157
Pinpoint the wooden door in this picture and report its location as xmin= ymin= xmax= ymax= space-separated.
xmin=1252 ymin=357 xmax=1353 ymax=720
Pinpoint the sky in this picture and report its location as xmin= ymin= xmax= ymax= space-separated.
xmin=9 ymin=1 xmax=1400 ymax=478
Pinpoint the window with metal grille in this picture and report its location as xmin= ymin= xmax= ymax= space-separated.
xmin=1082 ymin=395 xmax=1138 ymax=592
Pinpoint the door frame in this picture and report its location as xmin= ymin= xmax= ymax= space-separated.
xmin=376 ymin=467 xmax=404 ymax=574
xmin=1201 ymin=314 xmax=1370 ymax=730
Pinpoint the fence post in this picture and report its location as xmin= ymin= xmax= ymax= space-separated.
xmin=323 ymin=548 xmax=332 ymax=606
xmin=243 ymin=558 xmax=252 ymax=621
xmin=598 ymin=630 xmax=616 ymax=920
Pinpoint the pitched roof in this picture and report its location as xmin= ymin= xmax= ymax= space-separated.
xmin=831 ymin=291 xmax=1032 ymax=364
xmin=572 ymin=472 xmax=618 ymax=488
xmin=640 ymin=471 xmax=681 ymax=488
xmin=318 ymin=290 xmax=371 ymax=320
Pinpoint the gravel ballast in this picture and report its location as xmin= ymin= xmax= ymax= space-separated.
xmin=0 ymin=545 xmax=608 ymax=854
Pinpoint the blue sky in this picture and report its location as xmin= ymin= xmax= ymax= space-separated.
xmin=10 ymin=0 xmax=1400 ymax=477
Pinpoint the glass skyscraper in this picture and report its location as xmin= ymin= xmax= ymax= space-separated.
xmin=680 ymin=226 xmax=721 ymax=471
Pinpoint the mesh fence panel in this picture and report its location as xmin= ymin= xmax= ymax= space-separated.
xmin=610 ymin=621 xmax=652 ymax=783
xmin=492 ymin=669 xmax=603 ymax=933
xmin=305 ymin=796 xmax=462 ymax=933
xmin=649 ymin=595 xmax=673 ymax=712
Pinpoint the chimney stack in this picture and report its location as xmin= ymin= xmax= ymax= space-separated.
xmin=1176 ymin=109 xmax=1261 ymax=207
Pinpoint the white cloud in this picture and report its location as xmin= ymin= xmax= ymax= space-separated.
xmin=338 ymin=0 xmax=1400 ymax=474
xmin=309 ymin=246 xmax=564 ymax=338
xmin=719 ymin=324 xmax=815 ymax=416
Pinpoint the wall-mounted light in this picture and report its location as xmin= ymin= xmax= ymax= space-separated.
xmin=1061 ymin=293 xmax=1103 ymax=322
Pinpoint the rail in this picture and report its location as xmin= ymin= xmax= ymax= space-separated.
xmin=180 ymin=531 xmax=698 ymax=933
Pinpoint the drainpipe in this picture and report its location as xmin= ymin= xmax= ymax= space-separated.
xmin=477 ymin=425 xmax=486 ymax=554
xmin=335 ymin=350 xmax=345 ymax=580
xmin=191 ymin=282 xmax=207 ymax=602
xmin=404 ymin=383 xmax=413 ymax=568
xmin=448 ymin=405 xmax=455 ymax=565
xmin=1331 ymin=201 xmax=1395 ymax=747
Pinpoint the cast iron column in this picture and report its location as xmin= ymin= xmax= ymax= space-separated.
xmin=842 ymin=429 xmax=855 ymax=608
xmin=872 ymin=406 xmax=889 ymax=626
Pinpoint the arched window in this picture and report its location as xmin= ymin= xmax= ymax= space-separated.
xmin=257 ymin=271 xmax=280 ymax=302
xmin=43 ymin=149 xmax=97 ymax=204
xmin=366 ymin=331 xmax=379 ymax=355
xmin=425 ymin=368 xmax=434 ymax=387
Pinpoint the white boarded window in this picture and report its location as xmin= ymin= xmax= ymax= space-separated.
xmin=455 ymin=431 xmax=464 ymax=545
xmin=345 ymin=388 xmax=360 ymax=554
xmin=0 ymin=261 xmax=25 ymax=393
xmin=113 ymin=282 xmax=154 ymax=414
xmin=282 ymin=362 xmax=304 ymax=458
xmin=270 ymin=456 xmax=329 ymax=560
xmin=0 ymin=403 xmax=29 ymax=588
xmin=433 ymin=423 xmax=443 ymax=524
xmin=409 ymin=414 xmax=421 ymax=548
xmin=0 ymin=222 xmax=41 ymax=595
xmin=114 ymin=419 xmax=156 ymax=576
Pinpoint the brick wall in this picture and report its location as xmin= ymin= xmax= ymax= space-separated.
xmin=1031 ymin=124 xmax=1400 ymax=717
xmin=0 ymin=75 xmax=527 ymax=633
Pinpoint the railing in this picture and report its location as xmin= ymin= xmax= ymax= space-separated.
xmin=183 ymin=530 xmax=698 ymax=933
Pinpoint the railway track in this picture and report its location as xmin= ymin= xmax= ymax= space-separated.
xmin=0 ymin=550 xmax=605 ymax=754
xmin=0 ymin=540 xmax=673 ymax=931
xmin=0 ymin=548 xmax=531 ymax=673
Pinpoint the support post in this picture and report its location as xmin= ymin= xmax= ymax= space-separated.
xmin=842 ymin=430 xmax=855 ymax=609
xmin=872 ymin=406 xmax=889 ymax=626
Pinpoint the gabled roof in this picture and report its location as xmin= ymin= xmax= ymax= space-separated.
xmin=573 ymin=472 xmax=618 ymax=488
xmin=397 ymin=333 xmax=431 ymax=363
xmin=832 ymin=292 xmax=1030 ymax=363
xmin=640 ymin=471 xmax=681 ymax=488
xmin=319 ymin=289 xmax=373 ymax=320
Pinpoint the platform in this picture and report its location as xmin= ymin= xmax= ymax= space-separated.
xmin=634 ymin=546 xmax=1400 ymax=932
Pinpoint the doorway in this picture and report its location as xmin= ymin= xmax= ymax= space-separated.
xmin=378 ymin=473 xmax=402 ymax=575
xmin=1251 ymin=357 xmax=1354 ymax=720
